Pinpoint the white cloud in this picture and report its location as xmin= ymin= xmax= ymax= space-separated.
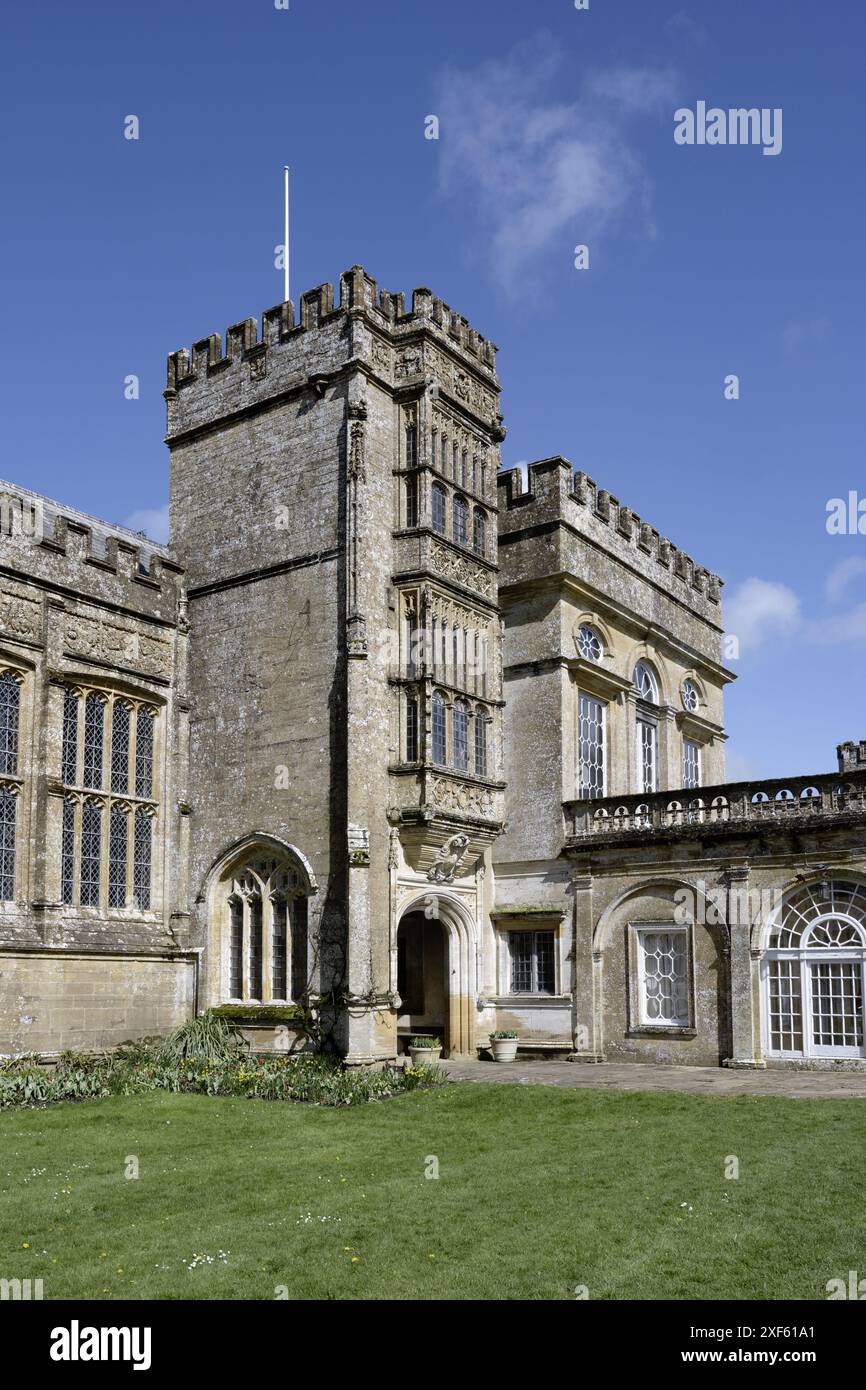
xmin=725 ymin=578 xmax=801 ymax=654
xmin=825 ymin=556 xmax=866 ymax=603
xmin=434 ymin=35 xmax=676 ymax=288
xmin=664 ymin=11 xmax=709 ymax=48
xmin=124 ymin=503 xmax=169 ymax=544
xmin=807 ymin=603 xmax=866 ymax=645
xmin=781 ymin=315 xmax=831 ymax=356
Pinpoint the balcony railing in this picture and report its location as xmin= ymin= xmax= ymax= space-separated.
xmin=565 ymin=769 xmax=866 ymax=840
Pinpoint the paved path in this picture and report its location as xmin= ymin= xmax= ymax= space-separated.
xmin=440 ymin=1058 xmax=866 ymax=1100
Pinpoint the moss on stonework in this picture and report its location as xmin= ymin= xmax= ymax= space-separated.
xmin=211 ymin=1005 xmax=304 ymax=1026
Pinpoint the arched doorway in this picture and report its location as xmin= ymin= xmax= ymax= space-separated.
xmin=395 ymin=892 xmax=479 ymax=1057
xmin=396 ymin=911 xmax=448 ymax=1054
xmin=762 ymin=880 xmax=866 ymax=1061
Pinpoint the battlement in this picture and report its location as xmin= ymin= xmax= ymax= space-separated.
xmin=166 ymin=265 xmax=499 ymax=398
xmin=0 ymin=478 xmax=183 ymax=608
xmin=498 ymin=456 xmax=723 ymax=609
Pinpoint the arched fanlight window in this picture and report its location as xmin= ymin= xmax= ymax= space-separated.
xmin=633 ymin=661 xmax=659 ymax=704
xmin=431 ymin=483 xmax=446 ymax=535
xmin=682 ymin=679 xmax=700 ymax=713
xmin=577 ymin=625 xmax=603 ymax=663
xmin=432 ymin=691 xmax=447 ymax=765
xmin=473 ymin=508 xmax=486 ymax=557
xmin=764 ymin=880 xmax=866 ymax=1060
xmin=453 ymin=495 xmax=468 ymax=546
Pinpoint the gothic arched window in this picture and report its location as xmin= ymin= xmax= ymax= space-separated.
xmin=220 ymin=854 xmax=311 ymax=1005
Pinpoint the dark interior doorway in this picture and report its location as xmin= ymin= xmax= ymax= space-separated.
xmin=396 ymin=910 xmax=448 ymax=1053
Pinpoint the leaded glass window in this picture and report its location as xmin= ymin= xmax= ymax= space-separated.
xmin=61 ymin=797 xmax=75 ymax=905
xmin=406 ymin=695 xmax=419 ymax=762
xmin=229 ymin=897 xmax=243 ymax=997
xmin=453 ymin=495 xmax=468 ymax=546
xmin=292 ymin=898 xmax=308 ymax=1002
xmin=431 ymin=483 xmax=446 ymax=535
xmin=432 ymin=693 xmax=447 ymax=765
xmin=132 ymin=809 xmax=152 ymax=911
xmin=453 ymin=700 xmax=469 ymax=771
xmin=405 ymin=476 xmax=418 ymax=529
xmin=249 ymin=896 xmax=263 ymax=999
xmin=475 ymin=713 xmax=487 ymax=777
xmin=639 ymin=929 xmax=689 ymax=1026
xmin=405 ymin=425 xmax=417 ymax=468
xmin=135 ymin=707 xmax=154 ymax=798
xmin=108 ymin=804 xmax=128 ymax=908
xmin=83 ymin=694 xmax=104 ymax=790
xmin=61 ymin=689 xmax=78 ymax=785
xmin=509 ymin=930 xmax=556 ymax=995
xmin=473 ymin=508 xmax=486 ymax=557
xmin=0 ymin=788 xmax=16 ymax=900
xmin=111 ymin=702 xmax=131 ymax=794
xmin=0 ymin=673 xmax=20 ymax=776
xmin=578 ymin=694 xmax=605 ymax=799
xmin=272 ymin=898 xmax=288 ymax=999
xmin=80 ymin=801 xmax=102 ymax=906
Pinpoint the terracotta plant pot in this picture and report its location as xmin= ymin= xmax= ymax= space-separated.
xmin=490 ymin=1037 xmax=519 ymax=1063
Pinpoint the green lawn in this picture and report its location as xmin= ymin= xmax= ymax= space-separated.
xmin=1 ymin=1082 xmax=863 ymax=1300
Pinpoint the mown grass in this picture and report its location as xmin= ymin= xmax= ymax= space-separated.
xmin=1 ymin=1082 xmax=863 ymax=1300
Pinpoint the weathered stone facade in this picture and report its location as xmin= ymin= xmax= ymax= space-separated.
xmin=2 ymin=267 xmax=864 ymax=1069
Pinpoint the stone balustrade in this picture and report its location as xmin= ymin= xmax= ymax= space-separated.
xmin=564 ymin=768 xmax=866 ymax=841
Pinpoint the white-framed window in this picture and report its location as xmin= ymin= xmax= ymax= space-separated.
xmin=637 ymin=926 xmax=690 ymax=1027
xmin=682 ymin=678 xmax=700 ymax=712
xmin=636 ymin=717 xmax=658 ymax=794
xmin=509 ymin=929 xmax=556 ymax=995
xmin=577 ymin=624 xmax=603 ymax=663
xmin=683 ymin=739 xmax=701 ymax=789
xmin=763 ymin=881 xmax=866 ymax=1060
xmin=633 ymin=661 xmax=659 ymax=704
xmin=578 ymin=693 xmax=605 ymax=799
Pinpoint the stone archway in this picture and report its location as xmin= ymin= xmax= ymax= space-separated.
xmin=396 ymin=891 xmax=479 ymax=1058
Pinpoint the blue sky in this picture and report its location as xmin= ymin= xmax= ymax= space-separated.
xmin=1 ymin=0 xmax=864 ymax=779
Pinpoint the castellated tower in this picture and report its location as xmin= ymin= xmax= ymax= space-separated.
xmin=166 ymin=268 xmax=506 ymax=1061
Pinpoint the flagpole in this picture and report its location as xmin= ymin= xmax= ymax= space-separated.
xmin=283 ymin=165 xmax=290 ymax=304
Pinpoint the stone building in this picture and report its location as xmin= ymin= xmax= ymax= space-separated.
xmin=1 ymin=267 xmax=864 ymax=1068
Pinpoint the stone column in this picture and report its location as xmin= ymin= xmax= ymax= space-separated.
xmin=724 ymin=864 xmax=764 ymax=1068
xmin=567 ymin=871 xmax=604 ymax=1061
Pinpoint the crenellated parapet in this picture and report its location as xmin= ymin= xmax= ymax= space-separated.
xmin=0 ymin=479 xmax=183 ymax=621
xmin=498 ymin=456 xmax=723 ymax=615
xmin=165 ymin=266 xmax=500 ymax=442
